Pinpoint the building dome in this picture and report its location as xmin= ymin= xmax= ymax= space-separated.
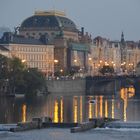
xmin=20 ymin=10 xmax=77 ymax=32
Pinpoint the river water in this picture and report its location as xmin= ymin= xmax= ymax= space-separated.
xmin=0 ymin=86 xmax=140 ymax=124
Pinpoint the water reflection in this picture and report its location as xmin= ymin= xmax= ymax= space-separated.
xmin=120 ymin=86 xmax=135 ymax=122
xmin=60 ymin=97 xmax=63 ymax=123
xmin=112 ymin=99 xmax=115 ymax=119
xmin=80 ymin=96 xmax=83 ymax=122
xmin=54 ymin=100 xmax=59 ymax=123
xmin=105 ymin=100 xmax=108 ymax=118
xmin=73 ymin=96 xmax=78 ymax=123
xmin=0 ymin=86 xmax=140 ymax=124
xmin=22 ymin=104 xmax=27 ymax=122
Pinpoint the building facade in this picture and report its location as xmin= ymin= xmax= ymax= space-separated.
xmin=18 ymin=10 xmax=89 ymax=74
xmin=19 ymin=10 xmax=79 ymax=42
xmin=0 ymin=32 xmax=54 ymax=76
xmin=88 ymin=34 xmax=140 ymax=76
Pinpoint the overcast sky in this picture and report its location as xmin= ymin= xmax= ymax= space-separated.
xmin=0 ymin=0 xmax=140 ymax=41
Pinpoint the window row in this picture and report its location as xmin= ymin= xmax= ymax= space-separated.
xmin=12 ymin=47 xmax=51 ymax=52
xmin=27 ymin=62 xmax=54 ymax=69
xmin=16 ymin=54 xmax=53 ymax=61
xmin=26 ymin=32 xmax=56 ymax=37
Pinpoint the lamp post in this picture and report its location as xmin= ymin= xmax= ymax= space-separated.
xmin=60 ymin=69 xmax=63 ymax=74
xmin=88 ymin=57 xmax=92 ymax=76
xmin=21 ymin=59 xmax=27 ymax=68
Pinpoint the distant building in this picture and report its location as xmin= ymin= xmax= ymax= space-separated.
xmin=0 ymin=45 xmax=9 ymax=57
xmin=90 ymin=36 xmax=120 ymax=75
xmin=19 ymin=10 xmax=79 ymax=41
xmin=136 ymin=62 xmax=140 ymax=76
xmin=88 ymin=33 xmax=140 ymax=75
xmin=0 ymin=32 xmax=54 ymax=76
xmin=18 ymin=10 xmax=89 ymax=73
xmin=0 ymin=26 xmax=11 ymax=38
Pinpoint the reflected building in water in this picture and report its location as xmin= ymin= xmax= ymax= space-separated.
xmin=1 ymin=86 xmax=140 ymax=124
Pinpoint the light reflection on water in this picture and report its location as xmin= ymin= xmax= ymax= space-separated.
xmin=0 ymin=86 xmax=140 ymax=124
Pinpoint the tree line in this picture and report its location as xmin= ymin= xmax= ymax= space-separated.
xmin=0 ymin=54 xmax=47 ymax=97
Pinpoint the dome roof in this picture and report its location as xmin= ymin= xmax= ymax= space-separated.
xmin=20 ymin=11 xmax=77 ymax=32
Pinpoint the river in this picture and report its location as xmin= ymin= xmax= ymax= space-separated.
xmin=0 ymin=85 xmax=140 ymax=124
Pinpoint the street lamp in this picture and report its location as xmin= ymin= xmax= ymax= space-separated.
xmin=88 ymin=57 xmax=92 ymax=61
xmin=54 ymin=59 xmax=59 ymax=77
xmin=100 ymin=60 xmax=102 ymax=63
xmin=74 ymin=59 xmax=77 ymax=63
xmin=21 ymin=59 xmax=27 ymax=68
xmin=54 ymin=59 xmax=59 ymax=63
xmin=88 ymin=58 xmax=92 ymax=75
xmin=60 ymin=69 xmax=63 ymax=76
xmin=22 ymin=59 xmax=26 ymax=63
xmin=60 ymin=69 xmax=63 ymax=73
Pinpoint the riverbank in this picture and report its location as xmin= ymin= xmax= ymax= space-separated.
xmin=1 ymin=127 xmax=140 ymax=140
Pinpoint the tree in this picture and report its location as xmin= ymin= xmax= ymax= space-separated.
xmin=0 ymin=54 xmax=10 ymax=79
xmin=0 ymin=55 xmax=10 ymax=94
xmin=8 ymin=57 xmax=25 ymax=94
xmin=22 ymin=68 xmax=47 ymax=97
xmin=0 ymin=55 xmax=47 ymax=97
xmin=99 ymin=65 xmax=114 ymax=75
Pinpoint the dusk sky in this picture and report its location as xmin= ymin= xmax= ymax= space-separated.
xmin=0 ymin=0 xmax=140 ymax=41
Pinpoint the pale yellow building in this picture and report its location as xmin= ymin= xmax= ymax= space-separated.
xmin=125 ymin=41 xmax=140 ymax=74
xmin=18 ymin=10 xmax=81 ymax=73
xmin=89 ymin=37 xmax=121 ymax=75
xmin=0 ymin=32 xmax=54 ymax=76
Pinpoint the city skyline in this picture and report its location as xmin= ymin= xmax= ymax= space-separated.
xmin=0 ymin=0 xmax=140 ymax=41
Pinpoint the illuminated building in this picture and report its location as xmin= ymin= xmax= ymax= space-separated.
xmin=89 ymin=34 xmax=140 ymax=76
xmin=0 ymin=32 xmax=54 ymax=76
xmin=18 ymin=10 xmax=89 ymax=73
xmin=19 ymin=10 xmax=79 ymax=41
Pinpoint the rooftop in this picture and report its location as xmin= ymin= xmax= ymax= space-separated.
xmin=34 ymin=10 xmax=66 ymax=17
xmin=20 ymin=10 xmax=77 ymax=32
xmin=0 ymin=45 xmax=9 ymax=51
xmin=0 ymin=32 xmax=50 ymax=45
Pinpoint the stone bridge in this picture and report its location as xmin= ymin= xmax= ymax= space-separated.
xmin=86 ymin=75 xmax=137 ymax=95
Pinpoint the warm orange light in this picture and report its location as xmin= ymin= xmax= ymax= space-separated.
xmin=22 ymin=59 xmax=26 ymax=63
xmin=105 ymin=100 xmax=108 ymax=118
xmin=112 ymin=99 xmax=114 ymax=119
xmin=73 ymin=97 xmax=78 ymax=123
xmin=60 ymin=98 xmax=63 ymax=123
xmin=95 ymin=96 xmax=98 ymax=118
xmin=54 ymin=100 xmax=59 ymax=123
xmin=99 ymin=96 xmax=103 ymax=118
xmin=22 ymin=104 xmax=27 ymax=123
xmin=80 ymin=96 xmax=83 ymax=122
xmin=88 ymin=57 xmax=92 ymax=61
xmin=89 ymin=102 xmax=92 ymax=119
xmin=54 ymin=59 xmax=59 ymax=63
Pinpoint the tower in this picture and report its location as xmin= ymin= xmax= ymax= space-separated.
xmin=120 ymin=32 xmax=126 ymax=71
xmin=121 ymin=32 xmax=125 ymax=45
